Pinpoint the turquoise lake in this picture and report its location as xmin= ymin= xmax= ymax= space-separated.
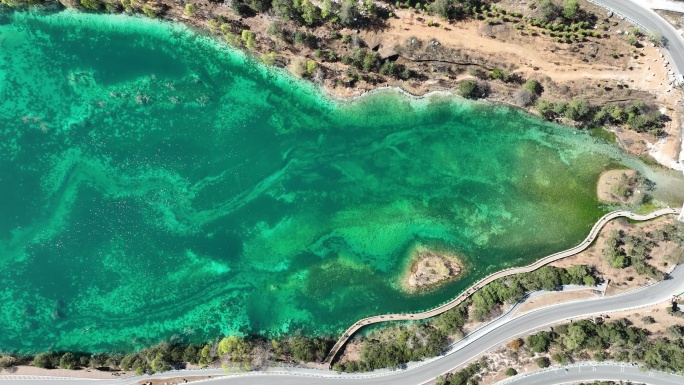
xmin=0 ymin=10 xmax=681 ymax=353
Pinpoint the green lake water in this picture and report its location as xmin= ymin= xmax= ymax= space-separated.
xmin=0 ymin=10 xmax=681 ymax=353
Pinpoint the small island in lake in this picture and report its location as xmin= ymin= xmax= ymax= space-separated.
xmin=597 ymin=169 xmax=650 ymax=205
xmin=402 ymin=246 xmax=463 ymax=293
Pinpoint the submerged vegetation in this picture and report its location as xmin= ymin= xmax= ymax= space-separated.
xmin=1 ymin=219 xmax=682 ymax=373
xmin=0 ymin=0 xmax=681 ymax=374
xmin=0 ymin=0 xmax=666 ymax=136
xmin=0 ymin=265 xmax=597 ymax=374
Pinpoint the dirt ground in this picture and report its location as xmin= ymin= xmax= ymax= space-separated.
xmin=512 ymin=290 xmax=601 ymax=317
xmin=656 ymin=9 xmax=684 ymax=30
xmin=596 ymin=169 xmax=640 ymax=203
xmin=550 ymin=216 xmax=679 ymax=296
xmin=337 ymin=337 xmax=363 ymax=365
xmin=395 ymin=4 xmax=680 ymax=163
xmin=478 ymin=349 xmax=544 ymax=384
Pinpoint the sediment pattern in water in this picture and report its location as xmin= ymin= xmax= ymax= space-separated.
xmin=0 ymin=10 xmax=679 ymax=353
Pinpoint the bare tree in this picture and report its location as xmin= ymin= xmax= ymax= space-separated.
xmin=513 ymin=89 xmax=535 ymax=107
xmin=250 ymin=340 xmax=273 ymax=369
xmin=289 ymin=57 xmax=307 ymax=78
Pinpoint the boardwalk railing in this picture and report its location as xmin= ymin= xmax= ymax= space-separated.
xmin=322 ymin=208 xmax=681 ymax=366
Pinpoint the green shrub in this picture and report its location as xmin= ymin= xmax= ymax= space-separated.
xmin=80 ymin=0 xmax=101 ymax=9
xmin=241 ymin=30 xmax=256 ymax=50
xmin=261 ymin=52 xmax=276 ymax=65
xmin=562 ymin=0 xmax=579 ymax=20
xmin=142 ymin=4 xmax=159 ymax=18
xmin=535 ymin=357 xmax=550 ymax=368
xmin=33 ymin=353 xmax=53 ymax=369
xmin=306 ymin=60 xmax=318 ymax=74
xmin=184 ymin=3 xmax=196 ymax=16
xmin=0 ymin=355 xmax=16 ymax=369
xmin=458 ymin=80 xmax=479 ymax=99
xmin=59 ymin=352 xmax=77 ymax=369
xmin=564 ymin=98 xmax=591 ymax=121
xmin=224 ymin=32 xmax=241 ymax=46
xmin=523 ymin=79 xmax=542 ymax=95
xmin=526 ymin=332 xmax=552 ymax=353
xmin=551 ymin=352 xmax=567 ymax=364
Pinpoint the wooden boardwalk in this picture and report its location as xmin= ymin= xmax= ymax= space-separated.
xmin=322 ymin=208 xmax=682 ymax=366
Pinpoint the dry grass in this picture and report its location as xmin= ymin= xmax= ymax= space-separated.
xmin=551 ymin=216 xmax=679 ymax=296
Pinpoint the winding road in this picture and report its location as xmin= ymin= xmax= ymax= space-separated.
xmin=496 ymin=362 xmax=684 ymax=385
xmin=322 ymin=208 xmax=681 ymax=365
xmin=588 ymin=0 xmax=684 ymax=77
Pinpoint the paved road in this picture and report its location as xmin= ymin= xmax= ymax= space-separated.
xmin=638 ymin=0 xmax=684 ymax=14
xmin=323 ymin=208 xmax=681 ymax=364
xmin=591 ymin=0 xmax=684 ymax=77
xmin=3 ymin=263 xmax=683 ymax=385
xmin=496 ymin=362 xmax=684 ymax=385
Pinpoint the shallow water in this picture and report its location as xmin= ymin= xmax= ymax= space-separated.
xmin=0 ymin=10 xmax=680 ymax=353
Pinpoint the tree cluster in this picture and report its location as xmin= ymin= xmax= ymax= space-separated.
xmin=603 ymin=227 xmax=667 ymax=279
xmin=336 ymin=265 xmax=599 ymax=372
xmin=611 ymin=172 xmax=647 ymax=201
xmin=3 ymin=335 xmax=331 ymax=375
xmin=341 ymin=48 xmax=380 ymax=72
xmin=434 ymin=361 xmax=484 ymax=385
xmin=535 ymin=99 xmax=666 ymax=134
xmin=458 ymin=80 xmax=489 ymax=99
xmin=537 ymin=0 xmax=582 ymax=23
xmin=524 ymin=317 xmax=684 ymax=374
